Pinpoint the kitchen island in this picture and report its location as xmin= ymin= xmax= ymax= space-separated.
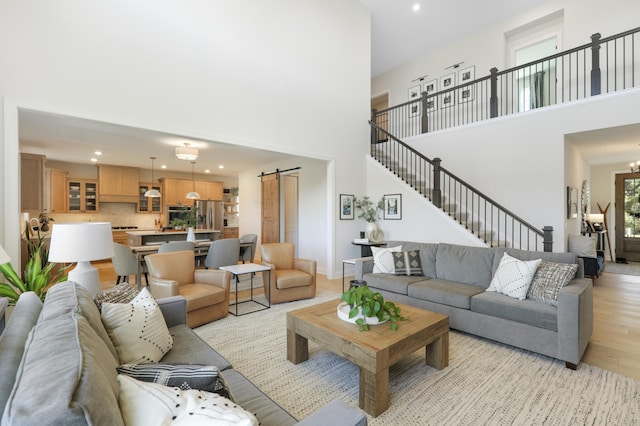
xmin=126 ymin=228 xmax=221 ymax=246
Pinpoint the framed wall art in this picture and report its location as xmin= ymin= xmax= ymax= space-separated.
xmin=440 ymin=73 xmax=456 ymax=108
xmin=422 ymin=79 xmax=437 ymax=95
xmin=340 ymin=194 xmax=354 ymax=220
xmin=408 ymin=85 xmax=421 ymax=101
xmin=458 ymin=65 xmax=475 ymax=102
xmin=567 ymin=186 xmax=578 ymax=219
xmin=383 ymin=194 xmax=402 ymax=220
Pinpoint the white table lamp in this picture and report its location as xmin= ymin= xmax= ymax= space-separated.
xmin=48 ymin=222 xmax=114 ymax=296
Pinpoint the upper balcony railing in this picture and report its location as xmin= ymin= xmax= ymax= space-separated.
xmin=372 ymin=28 xmax=640 ymax=140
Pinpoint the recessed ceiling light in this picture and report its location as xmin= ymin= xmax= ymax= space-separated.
xmin=412 ymin=4 xmax=420 ymax=12
xmin=218 ymin=165 xmax=224 ymax=169
xmin=90 ymin=158 xmax=98 ymax=162
xmin=204 ymin=169 xmax=211 ymax=173
xmin=161 ymin=164 xmax=167 ymax=169
xmin=94 ymin=151 xmax=102 ymax=156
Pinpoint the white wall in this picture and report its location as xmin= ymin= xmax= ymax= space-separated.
xmin=0 ymin=0 xmax=371 ymax=275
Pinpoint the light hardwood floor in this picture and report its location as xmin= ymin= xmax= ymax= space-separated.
xmin=96 ymin=261 xmax=640 ymax=380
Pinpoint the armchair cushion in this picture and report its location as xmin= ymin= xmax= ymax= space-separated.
xmin=181 ymin=283 xmax=227 ymax=311
xmin=275 ymin=269 xmax=313 ymax=289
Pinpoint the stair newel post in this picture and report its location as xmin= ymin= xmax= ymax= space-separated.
xmin=489 ymin=67 xmax=498 ymax=118
xmin=590 ymin=33 xmax=602 ymax=96
xmin=420 ymin=91 xmax=429 ymax=134
xmin=371 ymin=108 xmax=378 ymax=145
xmin=432 ymin=157 xmax=442 ymax=208
xmin=542 ymin=226 xmax=554 ymax=252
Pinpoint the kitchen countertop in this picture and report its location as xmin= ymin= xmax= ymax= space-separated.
xmin=126 ymin=228 xmax=221 ymax=236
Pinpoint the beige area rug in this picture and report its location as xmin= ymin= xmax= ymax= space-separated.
xmin=195 ymin=291 xmax=640 ymax=425
xmin=605 ymin=261 xmax=640 ymax=276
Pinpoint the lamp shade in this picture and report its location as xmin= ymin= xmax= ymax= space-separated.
xmin=0 ymin=244 xmax=11 ymax=265
xmin=48 ymin=222 xmax=115 ymax=263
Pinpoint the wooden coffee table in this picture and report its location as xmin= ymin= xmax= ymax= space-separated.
xmin=286 ymin=299 xmax=449 ymax=416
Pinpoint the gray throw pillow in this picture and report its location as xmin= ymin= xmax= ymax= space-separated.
xmin=117 ymin=363 xmax=232 ymax=400
xmin=392 ymin=251 xmax=423 ymax=276
xmin=567 ymin=234 xmax=597 ymax=258
xmin=527 ymin=261 xmax=578 ymax=306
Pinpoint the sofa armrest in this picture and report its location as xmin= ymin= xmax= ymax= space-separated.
xmin=148 ymin=277 xmax=179 ymax=299
xmin=0 ymin=297 xmax=8 ymax=335
xmin=156 ymin=295 xmax=187 ymax=328
xmin=557 ymin=278 xmax=593 ymax=366
xmin=354 ymin=257 xmax=373 ymax=281
xmin=295 ymin=399 xmax=367 ymax=426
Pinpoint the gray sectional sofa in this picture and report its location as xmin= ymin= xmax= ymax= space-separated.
xmin=355 ymin=242 xmax=593 ymax=368
xmin=0 ymin=281 xmax=366 ymax=426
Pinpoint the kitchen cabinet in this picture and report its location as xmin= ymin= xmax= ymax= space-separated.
xmin=112 ymin=230 xmax=129 ymax=245
xmin=162 ymin=179 xmax=223 ymax=205
xmin=21 ymin=153 xmax=45 ymax=215
xmin=138 ymin=182 xmax=162 ymax=213
xmin=50 ymin=169 xmax=68 ymax=213
xmin=67 ymin=179 xmax=98 ymax=213
xmin=98 ymin=165 xmax=139 ymax=202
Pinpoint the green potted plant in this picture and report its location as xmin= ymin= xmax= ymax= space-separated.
xmin=353 ymin=196 xmax=385 ymax=242
xmin=0 ymin=226 xmax=69 ymax=304
xmin=340 ymin=285 xmax=407 ymax=331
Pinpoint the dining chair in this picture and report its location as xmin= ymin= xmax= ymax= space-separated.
xmin=204 ymin=238 xmax=240 ymax=269
xmin=259 ymin=242 xmax=316 ymax=304
xmin=238 ymin=234 xmax=257 ymax=264
xmin=112 ymin=242 xmax=148 ymax=285
xmin=157 ymin=241 xmax=195 ymax=253
xmin=145 ymin=250 xmax=230 ymax=327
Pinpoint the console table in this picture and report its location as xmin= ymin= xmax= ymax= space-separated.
xmin=351 ymin=241 xmax=386 ymax=257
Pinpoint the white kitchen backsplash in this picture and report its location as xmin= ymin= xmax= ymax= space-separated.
xmin=45 ymin=203 xmax=160 ymax=230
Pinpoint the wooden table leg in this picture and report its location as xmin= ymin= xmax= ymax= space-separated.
xmin=286 ymin=328 xmax=308 ymax=364
xmin=426 ymin=332 xmax=449 ymax=369
xmin=359 ymin=367 xmax=389 ymax=417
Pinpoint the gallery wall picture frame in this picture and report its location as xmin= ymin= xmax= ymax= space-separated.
xmin=440 ymin=73 xmax=456 ymax=108
xmin=458 ymin=65 xmax=475 ymax=103
xmin=340 ymin=194 xmax=355 ymax=220
xmin=409 ymin=102 xmax=421 ymax=117
xmin=383 ymin=194 xmax=402 ymax=220
xmin=408 ymin=85 xmax=421 ymax=101
xmin=423 ymin=79 xmax=437 ymax=95
xmin=567 ymin=186 xmax=578 ymax=219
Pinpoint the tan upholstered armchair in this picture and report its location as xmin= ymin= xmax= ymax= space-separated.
xmin=144 ymin=250 xmax=230 ymax=327
xmin=259 ymin=242 xmax=316 ymax=304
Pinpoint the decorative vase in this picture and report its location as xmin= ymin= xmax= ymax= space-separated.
xmin=366 ymin=221 xmax=384 ymax=243
xmin=186 ymin=227 xmax=196 ymax=242
xmin=336 ymin=302 xmax=387 ymax=325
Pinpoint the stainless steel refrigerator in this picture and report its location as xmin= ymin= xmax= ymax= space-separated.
xmin=194 ymin=200 xmax=224 ymax=232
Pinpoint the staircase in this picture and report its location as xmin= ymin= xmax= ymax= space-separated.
xmin=370 ymin=123 xmax=552 ymax=252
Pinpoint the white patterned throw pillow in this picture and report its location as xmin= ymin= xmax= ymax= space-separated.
xmin=487 ymin=253 xmax=541 ymax=300
xmin=101 ymin=288 xmax=173 ymax=364
xmin=371 ymin=245 xmax=402 ymax=274
xmin=118 ymin=375 xmax=257 ymax=426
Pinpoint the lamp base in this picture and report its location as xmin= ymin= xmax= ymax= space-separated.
xmin=68 ymin=261 xmax=101 ymax=297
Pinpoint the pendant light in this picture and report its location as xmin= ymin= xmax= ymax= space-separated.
xmin=186 ymin=161 xmax=201 ymax=199
xmin=144 ymin=157 xmax=161 ymax=198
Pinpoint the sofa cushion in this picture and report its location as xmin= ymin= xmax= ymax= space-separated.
xmin=408 ymin=279 xmax=485 ymax=309
xmin=435 ymin=243 xmax=496 ymax=287
xmin=387 ymin=241 xmax=438 ymax=278
xmin=372 ymin=245 xmax=402 ymax=273
xmin=101 ymin=288 xmax=173 ymax=364
xmin=162 ymin=324 xmax=233 ymax=371
xmin=487 ymin=253 xmax=541 ymax=300
xmin=0 ymin=292 xmax=42 ymax=414
xmin=3 ymin=314 xmax=124 ymax=426
xmin=117 ymin=363 xmax=232 ymax=399
xmin=470 ymin=291 xmax=558 ymax=331
xmin=392 ymin=250 xmax=423 ymax=276
xmin=39 ymin=280 xmax=118 ymax=361
xmin=362 ymin=272 xmax=426 ymax=295
xmin=527 ymin=261 xmax=578 ymax=306
xmin=117 ymin=374 xmax=257 ymax=426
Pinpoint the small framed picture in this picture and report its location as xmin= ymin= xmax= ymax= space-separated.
xmin=340 ymin=194 xmax=354 ymax=220
xmin=441 ymin=93 xmax=455 ymax=108
xmin=383 ymin=194 xmax=402 ymax=220
xmin=426 ymin=98 xmax=437 ymax=112
xmin=440 ymin=73 xmax=456 ymax=108
xmin=422 ymin=79 xmax=437 ymax=95
xmin=409 ymin=102 xmax=421 ymax=117
xmin=458 ymin=65 xmax=475 ymax=83
xmin=408 ymin=85 xmax=421 ymax=100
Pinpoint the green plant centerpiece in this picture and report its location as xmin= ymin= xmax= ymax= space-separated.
xmin=353 ymin=196 xmax=384 ymax=223
xmin=170 ymin=205 xmax=199 ymax=230
xmin=0 ymin=226 xmax=69 ymax=304
xmin=340 ymin=285 xmax=408 ymax=331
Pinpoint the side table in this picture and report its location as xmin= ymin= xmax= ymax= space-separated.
xmin=219 ymin=263 xmax=271 ymax=316
xmin=351 ymin=241 xmax=386 ymax=257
